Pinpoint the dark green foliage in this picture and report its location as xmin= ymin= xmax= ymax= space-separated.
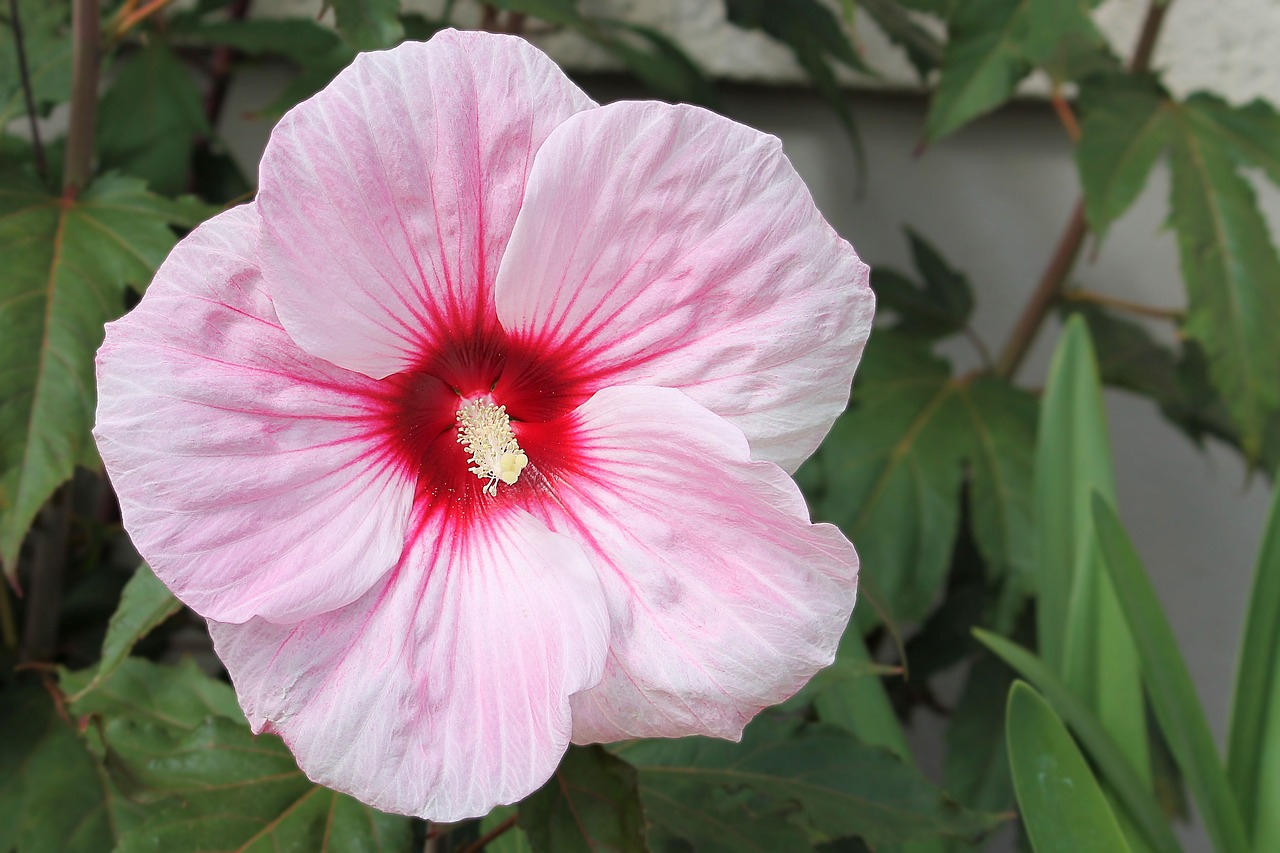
xmin=519 ymin=746 xmax=647 ymax=853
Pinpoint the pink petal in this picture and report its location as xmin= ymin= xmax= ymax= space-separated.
xmin=526 ymin=385 xmax=858 ymax=742
xmin=256 ymin=29 xmax=595 ymax=379
xmin=496 ymin=102 xmax=874 ymax=472
xmin=94 ymin=205 xmax=414 ymax=624
xmin=209 ymin=507 xmax=610 ymax=821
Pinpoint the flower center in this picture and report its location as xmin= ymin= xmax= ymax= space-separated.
xmin=455 ymin=398 xmax=529 ymax=497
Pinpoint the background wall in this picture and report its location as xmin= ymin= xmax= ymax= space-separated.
xmin=221 ymin=4 xmax=1280 ymax=844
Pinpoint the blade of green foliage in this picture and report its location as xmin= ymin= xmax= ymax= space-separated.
xmin=62 ymin=657 xmax=412 ymax=853
xmin=96 ymin=42 xmax=210 ymax=196
xmin=1006 ymin=682 xmax=1131 ymax=852
xmin=811 ymin=628 xmax=909 ymax=751
xmin=974 ymin=630 xmax=1181 ymax=853
xmin=1185 ymin=92 xmax=1280 ymax=185
xmin=1091 ymin=496 xmax=1251 ymax=853
xmin=327 ymin=0 xmax=402 ymax=50
xmin=926 ymin=0 xmax=1105 ymax=141
xmin=1228 ymin=484 xmax=1280 ymax=846
xmin=817 ymin=333 xmax=1035 ymax=620
xmin=0 ymin=174 xmax=212 ymax=576
xmin=592 ymin=21 xmax=720 ymax=108
xmin=1168 ymin=104 xmax=1280 ymax=460
xmin=1076 ymin=75 xmax=1173 ymax=238
xmin=858 ymin=0 xmax=943 ymax=79
xmin=724 ymin=0 xmax=870 ymax=180
xmin=0 ymin=0 xmax=72 ymax=127
xmin=616 ymin=717 xmax=1003 ymax=848
xmin=1034 ymin=317 xmax=1148 ymax=784
xmin=519 ymin=745 xmax=646 ymax=853
xmin=178 ymin=18 xmax=345 ymax=62
xmin=871 ymin=228 xmax=974 ymax=339
xmin=66 ymin=563 xmax=180 ymax=703
xmin=0 ymin=685 xmax=145 ymax=852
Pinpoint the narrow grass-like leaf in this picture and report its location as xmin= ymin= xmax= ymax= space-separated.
xmin=1034 ymin=317 xmax=1148 ymax=783
xmin=1006 ymin=682 xmax=1131 ymax=852
xmin=1092 ymin=496 xmax=1250 ymax=853
xmin=1228 ymin=484 xmax=1280 ymax=847
xmin=974 ymin=629 xmax=1180 ymax=853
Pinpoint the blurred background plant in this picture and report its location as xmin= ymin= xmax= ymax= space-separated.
xmin=2 ymin=0 xmax=1278 ymax=850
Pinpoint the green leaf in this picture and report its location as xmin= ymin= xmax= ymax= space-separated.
xmin=871 ymin=229 xmax=973 ymax=339
xmin=1184 ymin=92 xmax=1280 ymax=185
xmin=0 ymin=0 xmax=72 ymax=127
xmin=811 ymin=629 xmax=910 ymax=753
xmin=1005 ymin=682 xmax=1131 ymax=853
xmin=97 ymin=42 xmax=210 ymax=196
xmin=63 ymin=658 xmax=412 ymax=853
xmin=1092 ymin=496 xmax=1251 ymax=853
xmin=66 ymin=564 xmax=181 ymax=702
xmin=589 ymin=21 xmax=719 ymax=108
xmin=816 ymin=334 xmax=1035 ymax=620
xmin=858 ymin=0 xmax=943 ymax=79
xmin=1076 ymin=75 xmax=1173 ymax=238
xmin=724 ymin=0 xmax=870 ymax=180
xmin=1168 ymin=102 xmax=1280 ymax=459
xmin=1033 ymin=317 xmax=1148 ymax=784
xmin=0 ymin=685 xmax=144 ymax=852
xmin=926 ymin=0 xmax=1107 ymax=141
xmin=519 ymin=745 xmax=646 ymax=853
xmin=1228 ymin=483 xmax=1280 ymax=847
xmin=616 ymin=717 xmax=1003 ymax=848
xmin=328 ymin=0 xmax=403 ymax=50
xmin=178 ymin=18 xmax=345 ymax=62
xmin=0 ymin=174 xmax=202 ymax=576
xmin=973 ymin=630 xmax=1180 ymax=853
xmin=944 ymin=653 xmax=1016 ymax=819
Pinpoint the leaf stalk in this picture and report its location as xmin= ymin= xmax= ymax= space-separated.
xmin=63 ymin=0 xmax=100 ymax=196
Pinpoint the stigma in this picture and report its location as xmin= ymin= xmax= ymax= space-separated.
xmin=456 ymin=398 xmax=529 ymax=496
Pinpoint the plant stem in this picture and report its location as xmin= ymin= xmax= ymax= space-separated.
xmin=63 ymin=0 xmax=100 ymax=196
xmin=0 ymin=581 xmax=17 ymax=649
xmin=460 ymin=815 xmax=518 ymax=853
xmin=7 ymin=0 xmax=48 ymax=180
xmin=19 ymin=487 xmax=73 ymax=663
xmin=992 ymin=0 xmax=1173 ymax=379
xmin=1063 ymin=289 xmax=1185 ymax=321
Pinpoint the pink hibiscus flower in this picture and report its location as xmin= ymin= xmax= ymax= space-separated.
xmin=94 ymin=29 xmax=873 ymax=820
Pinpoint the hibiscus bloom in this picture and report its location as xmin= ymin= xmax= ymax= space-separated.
xmin=94 ymin=29 xmax=873 ymax=820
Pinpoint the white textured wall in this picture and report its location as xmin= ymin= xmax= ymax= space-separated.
xmin=257 ymin=0 xmax=1280 ymax=102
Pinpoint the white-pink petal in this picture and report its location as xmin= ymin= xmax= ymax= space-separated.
xmin=526 ymin=385 xmax=858 ymax=742
xmin=209 ymin=507 xmax=611 ymax=820
xmin=256 ymin=29 xmax=596 ymax=379
xmin=94 ymin=204 xmax=414 ymax=624
xmin=496 ymin=101 xmax=874 ymax=472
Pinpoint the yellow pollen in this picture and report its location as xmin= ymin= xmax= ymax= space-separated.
xmin=456 ymin=399 xmax=529 ymax=496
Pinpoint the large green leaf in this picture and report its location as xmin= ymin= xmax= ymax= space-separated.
xmin=327 ymin=0 xmax=403 ymax=50
xmin=1033 ymin=317 xmax=1148 ymax=784
xmin=0 ymin=174 xmax=211 ymax=575
xmin=1228 ymin=484 xmax=1280 ymax=848
xmin=1075 ymin=84 xmax=1280 ymax=456
xmin=62 ymin=658 xmax=412 ymax=853
xmin=974 ymin=630 xmax=1180 ymax=853
xmin=0 ymin=0 xmax=72 ymax=127
xmin=944 ymin=653 xmax=1016 ymax=821
xmin=816 ymin=333 xmax=1035 ymax=621
xmin=1076 ymin=75 xmax=1173 ymax=238
xmin=176 ymin=18 xmax=345 ymax=62
xmin=870 ymin=229 xmax=974 ymax=340
xmin=616 ymin=717 xmax=1002 ymax=848
xmin=0 ymin=685 xmax=144 ymax=852
xmin=1168 ymin=103 xmax=1280 ymax=459
xmin=1092 ymin=497 xmax=1251 ymax=853
xmin=927 ymin=0 xmax=1108 ymax=140
xmin=97 ymin=42 xmax=210 ymax=196
xmin=1006 ymin=682 xmax=1131 ymax=853
xmin=858 ymin=0 xmax=943 ymax=79
xmin=519 ymin=745 xmax=646 ymax=853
